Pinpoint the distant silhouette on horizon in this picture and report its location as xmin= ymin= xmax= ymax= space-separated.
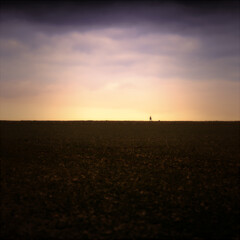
xmin=149 ymin=116 xmax=152 ymax=121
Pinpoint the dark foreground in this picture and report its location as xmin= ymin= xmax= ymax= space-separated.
xmin=0 ymin=121 xmax=239 ymax=239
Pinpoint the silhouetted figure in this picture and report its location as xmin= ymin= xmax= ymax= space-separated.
xmin=149 ymin=116 xmax=152 ymax=121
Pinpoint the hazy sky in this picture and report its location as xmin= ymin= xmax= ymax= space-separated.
xmin=0 ymin=0 xmax=239 ymax=120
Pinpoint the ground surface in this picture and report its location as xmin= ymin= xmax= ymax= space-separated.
xmin=0 ymin=121 xmax=239 ymax=239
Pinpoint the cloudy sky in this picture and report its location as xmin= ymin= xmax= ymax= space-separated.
xmin=0 ymin=0 xmax=239 ymax=120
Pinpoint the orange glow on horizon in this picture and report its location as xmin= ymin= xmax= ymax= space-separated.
xmin=1 ymin=79 xmax=239 ymax=121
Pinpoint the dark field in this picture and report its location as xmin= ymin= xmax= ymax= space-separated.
xmin=0 ymin=121 xmax=239 ymax=239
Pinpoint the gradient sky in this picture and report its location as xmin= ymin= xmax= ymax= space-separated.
xmin=0 ymin=0 xmax=239 ymax=120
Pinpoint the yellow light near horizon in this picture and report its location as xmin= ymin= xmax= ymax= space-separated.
xmin=0 ymin=78 xmax=239 ymax=121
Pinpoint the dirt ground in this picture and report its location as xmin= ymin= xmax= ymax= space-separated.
xmin=0 ymin=121 xmax=239 ymax=239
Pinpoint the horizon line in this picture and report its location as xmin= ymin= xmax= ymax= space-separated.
xmin=0 ymin=120 xmax=239 ymax=122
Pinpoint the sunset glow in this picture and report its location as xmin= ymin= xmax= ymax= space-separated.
xmin=0 ymin=1 xmax=239 ymax=120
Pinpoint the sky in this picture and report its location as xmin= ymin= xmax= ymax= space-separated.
xmin=0 ymin=0 xmax=239 ymax=121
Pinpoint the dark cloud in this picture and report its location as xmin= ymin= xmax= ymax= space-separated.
xmin=0 ymin=0 xmax=239 ymax=84
xmin=1 ymin=0 xmax=238 ymax=49
xmin=1 ymin=0 xmax=238 ymax=28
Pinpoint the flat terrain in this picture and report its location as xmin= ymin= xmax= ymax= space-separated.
xmin=0 ymin=121 xmax=239 ymax=239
